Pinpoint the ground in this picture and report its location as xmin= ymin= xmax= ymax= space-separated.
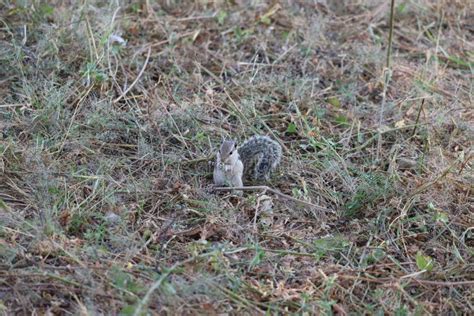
xmin=0 ymin=0 xmax=473 ymax=314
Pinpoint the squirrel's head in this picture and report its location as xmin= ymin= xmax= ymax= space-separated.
xmin=219 ymin=140 xmax=239 ymax=165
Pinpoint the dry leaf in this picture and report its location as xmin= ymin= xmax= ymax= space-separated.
xmin=394 ymin=119 xmax=406 ymax=128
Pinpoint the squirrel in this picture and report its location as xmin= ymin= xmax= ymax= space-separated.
xmin=213 ymin=135 xmax=282 ymax=189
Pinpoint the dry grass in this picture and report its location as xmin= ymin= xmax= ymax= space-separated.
xmin=1 ymin=0 xmax=473 ymax=314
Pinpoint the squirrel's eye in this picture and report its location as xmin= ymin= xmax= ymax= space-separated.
xmin=229 ymin=150 xmax=233 ymax=155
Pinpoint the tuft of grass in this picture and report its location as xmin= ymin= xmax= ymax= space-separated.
xmin=344 ymin=172 xmax=393 ymax=218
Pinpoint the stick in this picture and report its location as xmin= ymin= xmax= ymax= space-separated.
xmin=337 ymin=274 xmax=474 ymax=287
xmin=386 ymin=0 xmax=396 ymax=69
xmin=411 ymin=98 xmax=425 ymax=137
xmin=214 ymin=186 xmax=333 ymax=213
xmin=0 ymin=103 xmax=28 ymax=108
xmin=113 ymin=47 xmax=151 ymax=103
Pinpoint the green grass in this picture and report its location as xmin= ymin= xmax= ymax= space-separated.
xmin=1 ymin=0 xmax=473 ymax=314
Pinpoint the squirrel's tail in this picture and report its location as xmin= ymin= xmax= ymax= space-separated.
xmin=238 ymin=135 xmax=282 ymax=180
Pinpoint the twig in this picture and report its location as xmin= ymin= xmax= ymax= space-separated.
xmin=176 ymin=13 xmax=217 ymax=21
xmin=378 ymin=0 xmax=396 ymax=160
xmin=411 ymin=98 xmax=425 ymax=137
xmin=0 ymin=103 xmax=29 ymax=108
xmin=148 ymin=30 xmax=197 ymax=48
xmin=386 ymin=0 xmax=396 ymax=69
xmin=213 ymin=186 xmax=333 ymax=213
xmin=85 ymin=15 xmax=99 ymax=62
xmin=55 ymin=84 xmax=94 ymax=156
xmin=412 ymin=279 xmax=474 ymax=287
xmin=337 ymin=274 xmax=474 ymax=287
xmin=113 ymin=47 xmax=151 ymax=103
xmin=346 ymin=122 xmax=430 ymax=154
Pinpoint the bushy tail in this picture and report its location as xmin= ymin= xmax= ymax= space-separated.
xmin=238 ymin=136 xmax=282 ymax=180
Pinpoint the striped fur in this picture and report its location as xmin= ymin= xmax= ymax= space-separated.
xmin=238 ymin=135 xmax=282 ymax=181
